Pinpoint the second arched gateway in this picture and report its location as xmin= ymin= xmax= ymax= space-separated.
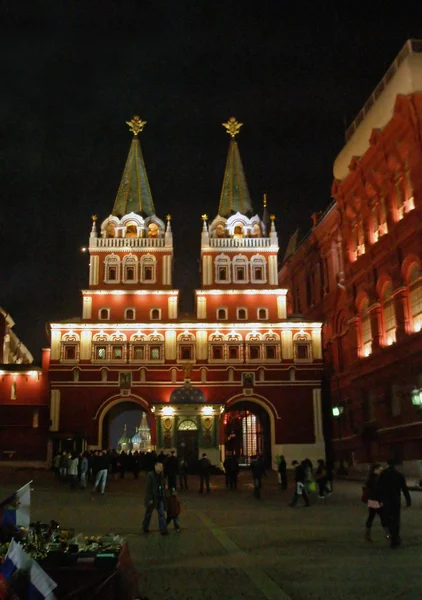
xmin=48 ymin=117 xmax=325 ymax=468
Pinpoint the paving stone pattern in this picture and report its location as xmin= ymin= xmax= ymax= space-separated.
xmin=0 ymin=469 xmax=421 ymax=600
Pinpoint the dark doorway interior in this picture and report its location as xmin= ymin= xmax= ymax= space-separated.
xmin=224 ymin=401 xmax=271 ymax=468
xmin=177 ymin=430 xmax=199 ymax=472
xmin=103 ymin=402 xmax=145 ymax=450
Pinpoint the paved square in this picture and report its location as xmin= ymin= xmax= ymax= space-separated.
xmin=0 ymin=469 xmax=420 ymax=599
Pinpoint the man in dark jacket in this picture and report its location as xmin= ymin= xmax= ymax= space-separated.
xmin=199 ymin=453 xmax=211 ymax=493
xmin=278 ymin=455 xmax=287 ymax=490
xmin=251 ymin=454 xmax=265 ymax=499
xmin=165 ymin=450 xmax=179 ymax=490
xmin=289 ymin=460 xmax=310 ymax=507
xmin=142 ymin=462 xmax=168 ymax=535
xmin=375 ymin=459 xmax=411 ymax=548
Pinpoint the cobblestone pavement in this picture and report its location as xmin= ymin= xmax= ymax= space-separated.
xmin=0 ymin=469 xmax=421 ymax=600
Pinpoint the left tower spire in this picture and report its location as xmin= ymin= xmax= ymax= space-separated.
xmin=112 ymin=116 xmax=155 ymax=217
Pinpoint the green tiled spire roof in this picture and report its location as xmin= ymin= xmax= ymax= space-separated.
xmin=218 ymin=117 xmax=253 ymax=217
xmin=112 ymin=116 xmax=155 ymax=217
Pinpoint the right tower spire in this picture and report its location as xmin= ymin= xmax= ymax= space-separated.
xmin=218 ymin=117 xmax=253 ymax=217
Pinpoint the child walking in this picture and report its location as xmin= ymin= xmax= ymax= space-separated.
xmin=166 ymin=488 xmax=181 ymax=532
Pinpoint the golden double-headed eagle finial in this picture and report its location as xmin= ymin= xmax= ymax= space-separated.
xmin=222 ymin=117 xmax=243 ymax=138
xmin=201 ymin=214 xmax=208 ymax=221
xmin=126 ymin=115 xmax=147 ymax=136
xmin=166 ymin=214 xmax=172 ymax=221
xmin=91 ymin=214 xmax=98 ymax=222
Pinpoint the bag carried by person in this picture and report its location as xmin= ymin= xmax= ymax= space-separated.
xmin=309 ymin=481 xmax=317 ymax=492
xmin=361 ymin=486 xmax=368 ymax=504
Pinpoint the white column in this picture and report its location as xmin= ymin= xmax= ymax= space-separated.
xmin=202 ymin=255 xmax=212 ymax=285
xmin=51 ymin=331 xmax=61 ymax=360
xmin=165 ymin=330 xmax=176 ymax=360
xmin=50 ymin=390 xmax=61 ymax=431
xmin=313 ymin=388 xmax=323 ymax=443
xmin=82 ymin=296 xmax=92 ymax=319
xmin=312 ymin=328 xmax=322 ymax=359
xmin=163 ymin=255 xmax=172 ymax=286
xmin=281 ymin=330 xmax=293 ymax=359
xmin=197 ymin=296 xmax=207 ymax=319
xmin=268 ymin=255 xmax=278 ymax=285
xmin=196 ymin=330 xmax=208 ymax=360
xmin=168 ymin=296 xmax=178 ymax=319
xmin=89 ymin=255 xmax=99 ymax=285
xmin=80 ymin=330 xmax=92 ymax=360
xmin=277 ymin=295 xmax=286 ymax=319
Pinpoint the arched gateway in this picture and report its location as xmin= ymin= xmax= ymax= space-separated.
xmin=96 ymin=395 xmax=154 ymax=450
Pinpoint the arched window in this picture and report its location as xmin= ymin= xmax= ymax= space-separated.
xmin=217 ymin=308 xmax=228 ymax=320
xmin=215 ymin=254 xmax=230 ymax=284
xmin=104 ymin=255 xmax=120 ymax=283
xmin=408 ymin=264 xmax=422 ymax=332
xmin=242 ymin=414 xmax=257 ymax=457
xmin=125 ymin=308 xmax=136 ymax=320
xmin=257 ymin=308 xmax=268 ymax=320
xmin=250 ymin=255 xmax=266 ymax=283
xmin=123 ymin=255 xmax=138 ymax=282
xmin=293 ymin=333 xmax=312 ymax=361
xmin=361 ymin=299 xmax=372 ymax=357
xmin=99 ymin=308 xmax=110 ymax=320
xmin=150 ymin=308 xmax=161 ymax=320
xmin=233 ymin=255 xmax=248 ymax=283
xmin=141 ymin=255 xmax=156 ymax=283
xmin=237 ymin=308 xmax=247 ymax=320
xmin=382 ymin=283 xmax=396 ymax=345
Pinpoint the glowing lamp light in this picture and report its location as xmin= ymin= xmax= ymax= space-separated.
xmin=202 ymin=406 xmax=214 ymax=416
xmin=411 ymin=390 xmax=422 ymax=407
xmin=27 ymin=371 xmax=38 ymax=377
xmin=387 ymin=337 xmax=393 ymax=346
xmin=332 ymin=406 xmax=344 ymax=418
xmin=162 ymin=406 xmax=175 ymax=416
xmin=415 ymin=322 xmax=422 ymax=333
xmin=81 ymin=247 xmax=87 ymax=252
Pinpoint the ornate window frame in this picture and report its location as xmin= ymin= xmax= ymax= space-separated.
xmin=177 ymin=332 xmax=196 ymax=363
xmin=237 ymin=307 xmax=248 ymax=320
xmin=215 ymin=254 xmax=231 ymax=284
xmin=293 ymin=332 xmax=313 ymax=363
xmin=150 ymin=308 xmax=161 ymax=321
xmin=129 ymin=333 xmax=147 ymax=362
xmin=141 ymin=254 xmax=157 ymax=284
xmin=208 ymin=332 xmax=226 ymax=363
xmin=263 ymin=332 xmax=280 ymax=362
xmin=216 ymin=307 xmax=228 ymax=320
xmin=123 ymin=254 xmax=138 ymax=283
xmin=250 ymin=254 xmax=267 ymax=283
xmin=148 ymin=333 xmax=165 ymax=363
xmin=257 ymin=307 xmax=268 ymax=320
xmin=232 ymin=254 xmax=249 ymax=284
xmin=92 ymin=333 xmax=110 ymax=362
xmin=104 ymin=254 xmax=120 ymax=283
xmin=61 ymin=332 xmax=80 ymax=363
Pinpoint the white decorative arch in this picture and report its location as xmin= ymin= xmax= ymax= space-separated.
xmin=292 ymin=331 xmax=311 ymax=341
xmin=93 ymin=332 xmax=111 ymax=342
xmin=177 ymin=331 xmax=195 ymax=342
xmin=246 ymin=332 xmax=263 ymax=341
xmin=263 ymin=331 xmax=280 ymax=341
xmin=120 ymin=212 xmax=145 ymax=227
xmin=208 ymin=215 xmax=227 ymax=237
xmin=104 ymin=253 xmax=120 ymax=283
xmin=62 ymin=332 xmax=80 ymax=342
xmin=111 ymin=332 xmax=127 ymax=342
xmin=226 ymin=331 xmax=242 ymax=341
xmin=101 ymin=215 xmax=120 ymax=238
xmin=178 ymin=419 xmax=198 ymax=431
xmin=148 ymin=332 xmax=164 ymax=342
xmin=130 ymin=332 xmax=147 ymax=342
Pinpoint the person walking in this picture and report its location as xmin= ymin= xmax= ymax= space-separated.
xmin=278 ymin=455 xmax=287 ymax=490
xmin=315 ymin=459 xmax=330 ymax=501
xmin=68 ymin=452 xmax=79 ymax=489
xmin=59 ymin=451 xmax=69 ymax=480
xmin=79 ymin=451 xmax=89 ymax=489
xmin=199 ymin=453 xmax=211 ymax=493
xmin=375 ymin=459 xmax=411 ymax=549
xmin=165 ymin=450 xmax=179 ymax=491
xmin=52 ymin=452 xmax=61 ymax=478
xmin=142 ymin=462 xmax=168 ymax=535
xmin=364 ymin=463 xmax=389 ymax=543
xmin=223 ymin=456 xmax=231 ymax=488
xmin=179 ymin=458 xmax=189 ymax=490
xmin=166 ymin=488 xmax=181 ymax=532
xmin=289 ymin=460 xmax=310 ymax=507
xmin=229 ymin=454 xmax=239 ymax=490
xmin=251 ymin=454 xmax=265 ymax=499
xmin=91 ymin=450 xmax=110 ymax=496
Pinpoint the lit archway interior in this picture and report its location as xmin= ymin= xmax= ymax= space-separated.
xmin=224 ymin=401 xmax=271 ymax=468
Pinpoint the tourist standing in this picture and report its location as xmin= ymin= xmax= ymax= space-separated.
xmin=315 ymin=459 xmax=330 ymax=500
xmin=165 ymin=450 xmax=179 ymax=491
xmin=364 ymin=463 xmax=389 ymax=543
xmin=166 ymin=488 xmax=181 ymax=532
xmin=179 ymin=458 xmax=189 ymax=490
xmin=251 ymin=454 xmax=265 ymax=499
xmin=79 ymin=452 xmax=89 ymax=489
xmin=68 ymin=452 xmax=79 ymax=489
xmin=375 ymin=459 xmax=411 ymax=549
xmin=59 ymin=451 xmax=69 ymax=480
xmin=52 ymin=452 xmax=61 ymax=478
xmin=91 ymin=450 xmax=110 ymax=496
xmin=278 ymin=455 xmax=287 ymax=490
xmin=289 ymin=460 xmax=310 ymax=507
xmin=199 ymin=453 xmax=211 ymax=493
xmin=143 ymin=462 xmax=168 ymax=535
xmin=229 ymin=454 xmax=239 ymax=490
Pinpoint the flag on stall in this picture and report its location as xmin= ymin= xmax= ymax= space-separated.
xmin=0 ymin=540 xmax=57 ymax=600
xmin=0 ymin=481 xmax=32 ymax=528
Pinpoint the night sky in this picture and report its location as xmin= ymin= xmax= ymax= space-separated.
xmin=0 ymin=3 xmax=419 ymax=359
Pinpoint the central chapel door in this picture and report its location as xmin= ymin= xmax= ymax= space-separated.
xmin=177 ymin=430 xmax=199 ymax=472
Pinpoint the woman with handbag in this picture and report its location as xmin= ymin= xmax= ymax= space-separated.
xmin=364 ymin=463 xmax=389 ymax=543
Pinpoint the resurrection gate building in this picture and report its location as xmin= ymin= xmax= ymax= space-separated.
xmin=48 ymin=116 xmax=324 ymax=468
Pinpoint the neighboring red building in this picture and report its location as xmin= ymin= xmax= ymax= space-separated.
xmin=48 ymin=116 xmax=325 ymax=468
xmin=0 ymin=307 xmax=50 ymax=462
xmin=279 ymin=40 xmax=422 ymax=477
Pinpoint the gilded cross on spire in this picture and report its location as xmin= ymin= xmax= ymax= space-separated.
xmin=222 ymin=117 xmax=243 ymax=138
xmin=126 ymin=115 xmax=147 ymax=136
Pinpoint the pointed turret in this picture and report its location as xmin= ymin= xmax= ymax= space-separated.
xmin=112 ymin=116 xmax=155 ymax=217
xmin=218 ymin=117 xmax=253 ymax=217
